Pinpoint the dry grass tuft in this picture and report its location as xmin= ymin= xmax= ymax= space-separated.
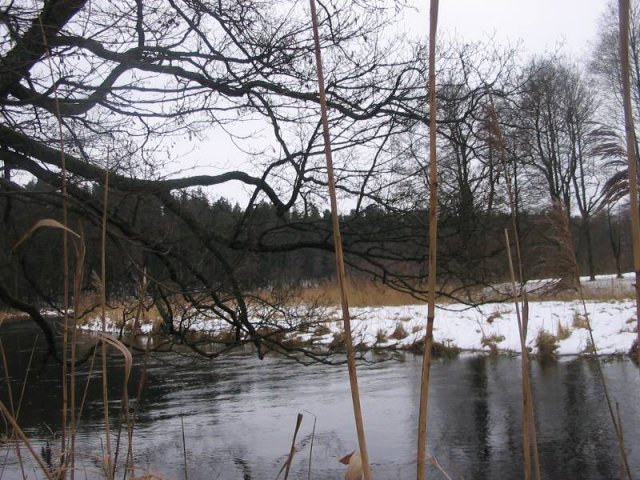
xmin=374 ymin=329 xmax=388 ymax=344
xmin=556 ymin=322 xmax=571 ymax=340
xmin=408 ymin=338 xmax=460 ymax=358
xmin=481 ymin=333 xmax=505 ymax=355
xmin=390 ymin=322 xmax=408 ymax=340
xmin=486 ymin=310 xmax=503 ymax=324
xmin=328 ymin=331 xmax=346 ymax=351
xmin=312 ymin=324 xmax=331 ymax=337
xmin=582 ymin=339 xmax=597 ymax=355
xmin=535 ymin=329 xmax=559 ymax=360
xmin=572 ymin=313 xmax=589 ymax=329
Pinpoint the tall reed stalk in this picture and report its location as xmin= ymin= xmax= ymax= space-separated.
xmin=35 ymin=10 xmax=71 ymax=475
xmin=100 ymin=167 xmax=113 ymax=480
xmin=69 ymin=229 xmax=86 ymax=480
xmin=618 ymin=0 xmax=640 ymax=359
xmin=504 ymin=230 xmax=540 ymax=480
xmin=308 ymin=2 xmax=371 ymax=478
xmin=125 ymin=270 xmax=150 ymax=477
xmin=485 ymin=98 xmax=540 ymax=480
xmin=416 ymin=1 xmax=439 ymax=479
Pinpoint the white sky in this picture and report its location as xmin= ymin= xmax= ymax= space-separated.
xmin=410 ymin=0 xmax=606 ymax=59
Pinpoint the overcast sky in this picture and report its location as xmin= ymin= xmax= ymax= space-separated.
xmin=409 ymin=0 xmax=607 ymax=59
xmin=180 ymin=0 xmax=612 ymax=203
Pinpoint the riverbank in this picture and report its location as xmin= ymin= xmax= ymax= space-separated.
xmin=2 ymin=273 xmax=634 ymax=357
xmin=78 ymin=296 xmax=638 ymax=357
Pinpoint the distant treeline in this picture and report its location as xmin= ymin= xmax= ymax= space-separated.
xmin=0 ymin=181 xmax=632 ymax=308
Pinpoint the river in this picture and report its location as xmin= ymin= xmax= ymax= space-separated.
xmin=1 ymin=319 xmax=639 ymax=479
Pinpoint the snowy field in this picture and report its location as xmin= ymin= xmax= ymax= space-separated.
xmin=81 ymin=273 xmax=638 ymax=356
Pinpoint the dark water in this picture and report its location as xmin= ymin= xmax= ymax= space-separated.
xmin=1 ymin=319 xmax=639 ymax=479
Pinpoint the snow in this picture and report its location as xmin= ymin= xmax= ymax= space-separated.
xmin=79 ymin=273 xmax=639 ymax=357
xmin=343 ymin=299 xmax=637 ymax=355
xmin=482 ymin=272 xmax=635 ymax=299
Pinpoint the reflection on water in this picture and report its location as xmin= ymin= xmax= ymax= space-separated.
xmin=1 ymin=320 xmax=639 ymax=479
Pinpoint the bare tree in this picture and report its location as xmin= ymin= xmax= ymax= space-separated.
xmin=513 ymin=58 xmax=609 ymax=280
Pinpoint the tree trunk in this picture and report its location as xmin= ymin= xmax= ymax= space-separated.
xmin=583 ymin=215 xmax=596 ymax=281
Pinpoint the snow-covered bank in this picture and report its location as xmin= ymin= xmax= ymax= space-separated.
xmin=342 ymin=299 xmax=637 ymax=355
xmin=482 ymin=272 xmax=636 ymax=299
xmin=81 ymin=297 xmax=638 ymax=356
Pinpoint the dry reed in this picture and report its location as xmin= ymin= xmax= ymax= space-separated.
xmin=308 ymin=1 xmax=371 ymax=478
xmin=181 ymin=415 xmax=188 ymax=480
xmin=297 ymin=278 xmax=426 ymax=308
xmin=416 ymin=1 xmax=440 ymax=479
xmin=618 ymin=0 xmax=640 ymax=360
xmin=505 ymin=230 xmax=541 ymax=480
xmin=100 ymin=167 xmax=113 ymax=480
xmin=276 ymin=413 xmax=303 ymax=480
xmin=34 ymin=12 xmax=72 ymax=475
xmin=484 ymin=94 xmax=541 ymax=480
